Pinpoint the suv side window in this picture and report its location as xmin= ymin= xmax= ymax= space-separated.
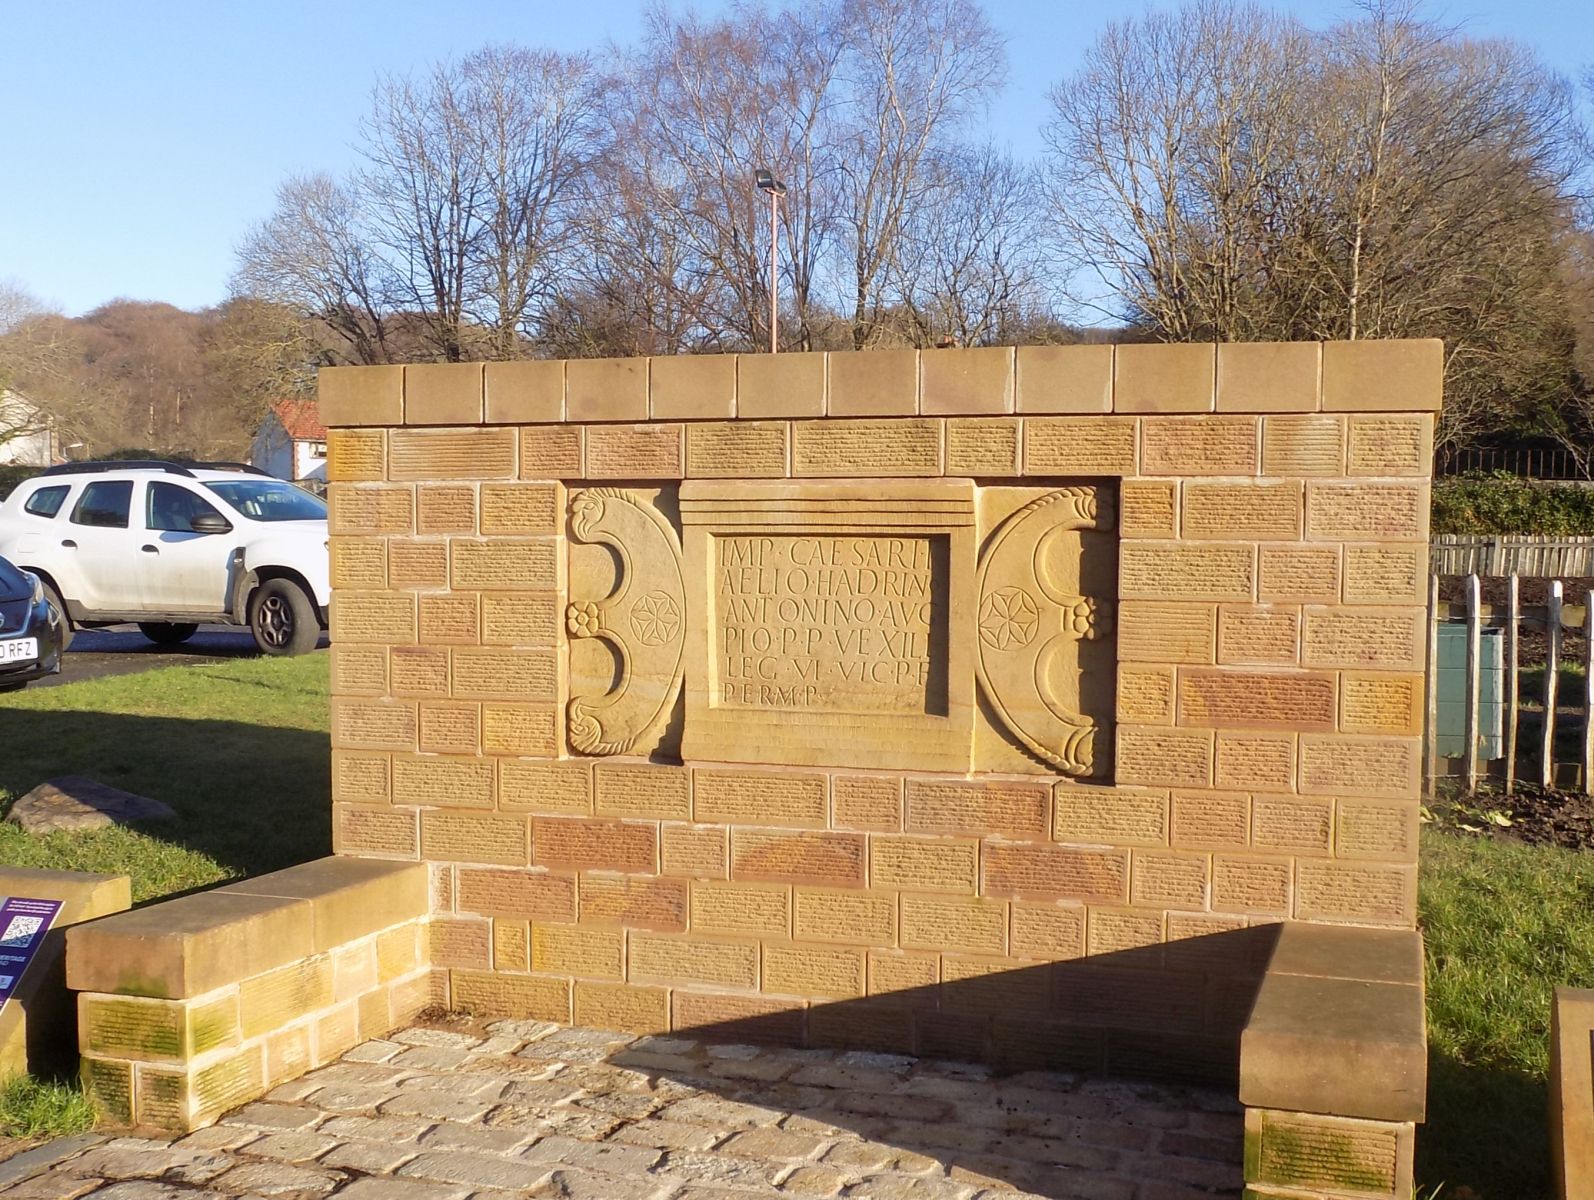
xmin=147 ymin=481 xmax=223 ymax=533
xmin=23 ymin=485 xmax=70 ymax=518
xmin=70 ymin=480 xmax=134 ymax=528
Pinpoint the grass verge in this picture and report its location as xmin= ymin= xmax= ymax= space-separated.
xmin=0 ymin=653 xmax=331 ymax=901
xmin=0 ymin=1076 xmax=95 ymax=1142
xmin=1418 ymin=828 xmax=1594 ymax=1198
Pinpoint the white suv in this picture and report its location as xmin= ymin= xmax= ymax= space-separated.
xmin=0 ymin=460 xmax=330 ymax=656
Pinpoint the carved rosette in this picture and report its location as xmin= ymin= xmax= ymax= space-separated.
xmin=565 ymin=488 xmax=687 ymax=755
xmin=975 ymin=488 xmax=1115 ymax=775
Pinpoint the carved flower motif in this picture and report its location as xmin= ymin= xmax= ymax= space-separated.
xmin=1066 ymin=596 xmax=1106 ymax=639
xmin=567 ymin=600 xmax=601 ymax=638
xmin=630 ymin=591 xmax=681 ymax=647
xmin=978 ymin=586 xmax=1039 ymax=650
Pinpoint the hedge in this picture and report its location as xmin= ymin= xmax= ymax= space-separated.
xmin=1431 ymin=473 xmax=1594 ymax=536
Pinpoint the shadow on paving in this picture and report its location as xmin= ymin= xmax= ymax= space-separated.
xmin=600 ymin=927 xmax=1278 ymax=1198
xmin=0 ymin=709 xmax=330 ymax=887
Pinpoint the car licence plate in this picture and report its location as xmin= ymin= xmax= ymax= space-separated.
xmin=0 ymin=639 xmax=37 ymax=664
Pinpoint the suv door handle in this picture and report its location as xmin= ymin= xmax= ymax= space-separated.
xmin=141 ymin=545 xmax=158 ymax=554
xmin=60 ymin=539 xmax=76 ymax=549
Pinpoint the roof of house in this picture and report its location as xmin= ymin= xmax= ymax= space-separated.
xmin=270 ymin=397 xmax=326 ymax=442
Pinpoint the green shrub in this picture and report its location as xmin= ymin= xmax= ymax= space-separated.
xmin=0 ymin=464 xmax=38 ymax=502
xmin=1432 ymin=473 xmax=1594 ymax=536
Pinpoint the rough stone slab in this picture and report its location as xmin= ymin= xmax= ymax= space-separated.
xmin=0 ymin=1132 xmax=106 ymax=1187
xmin=215 ymin=856 xmax=427 ymax=953
xmin=5 ymin=777 xmax=174 ymax=833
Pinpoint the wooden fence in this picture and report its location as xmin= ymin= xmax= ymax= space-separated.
xmin=1431 ymin=536 xmax=1594 ymax=577
xmin=1429 ymin=573 xmax=1594 ymax=794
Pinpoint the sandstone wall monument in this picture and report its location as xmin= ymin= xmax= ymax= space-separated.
xmin=68 ymin=340 xmax=1434 ymax=1197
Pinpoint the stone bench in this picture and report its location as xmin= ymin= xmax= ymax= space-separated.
xmin=1240 ymin=922 xmax=1426 ymax=1199
xmin=65 ymin=856 xmax=430 ymax=1131
xmin=0 ymin=867 xmax=131 ymax=1079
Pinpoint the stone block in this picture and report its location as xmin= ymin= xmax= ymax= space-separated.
xmin=66 ymin=891 xmax=314 ymax=999
xmin=328 ymin=484 xmax=412 ymax=535
xmin=905 ymin=779 xmax=1049 ymax=838
xmin=579 ymin=875 xmax=687 ymax=932
xmin=320 ymin=364 xmax=403 ymax=426
xmin=326 ymin=430 xmax=387 ymax=482
xmin=1182 ymin=482 xmax=1302 ymax=539
xmin=901 ymin=895 xmax=1007 ymax=954
xmin=1262 ymin=414 xmax=1345 ymax=476
xmin=1216 ymin=342 xmax=1320 ymax=412
xmin=1348 ymin=413 xmax=1433 ymax=476
xmin=389 ymin=428 xmax=516 ymax=481
xmin=480 ymin=594 xmax=558 ymax=644
xmin=595 ymin=763 xmax=692 ymax=821
xmin=332 ymin=700 xmax=416 ymax=751
xmin=450 ymin=969 xmax=570 ymax=1021
xmin=431 ymin=919 xmax=490 ymax=969
xmin=731 ymin=829 xmax=866 ymax=888
xmin=1303 ymin=607 xmax=1424 ymax=671
xmin=389 ymin=646 xmax=449 ymax=697
xmin=416 ymin=485 xmax=478 ymax=534
xmin=497 ymin=758 xmax=592 ymax=815
xmin=531 ymin=923 xmax=624 ymax=978
xmin=793 ymin=889 xmax=896 ymax=945
xmin=1120 ymin=542 xmax=1255 ymax=602
xmin=1177 ymin=669 xmax=1335 ymax=731
xmin=1343 ymin=544 xmax=1427 ymax=606
xmin=690 ymin=881 xmax=790 ymax=936
xmin=404 ymin=363 xmax=483 ymax=425
xmin=1295 ymin=861 xmax=1415 ymax=924
xmin=660 ymin=823 xmax=727 ymax=879
xmin=869 ymin=835 xmax=978 ymax=893
xmin=629 ymin=933 xmax=758 ymax=989
xmin=650 ymin=353 xmax=736 ymax=419
xmin=567 ymin=356 xmax=648 ymax=422
xmin=493 ymin=921 xmax=529 ymax=972
xmin=831 ymin=775 xmax=901 ymax=831
xmin=1118 ymin=601 xmax=1216 ymax=664
xmin=329 ymin=537 xmax=387 ymax=589
xmin=738 ymin=350 xmax=825 ymax=417
xmin=1212 ymin=855 xmax=1292 ymax=916
xmin=1171 ymin=790 xmax=1251 ymax=849
xmin=1336 ymin=799 xmax=1420 ymax=862
xmin=1341 ymin=672 xmax=1424 ymax=735
xmin=1053 ymin=784 xmax=1168 ymax=846
xmin=1217 ymin=606 xmax=1300 ymax=666
xmin=574 ymin=981 xmax=670 ymax=1034
xmin=480 ymin=704 xmax=558 ymax=757
xmin=485 ymin=360 xmax=564 ymax=423
xmin=1299 ymin=734 xmax=1420 ymax=799
xmin=694 ymin=769 xmax=827 ymax=828
xmin=1552 ymin=986 xmax=1594 ymax=1200
xmin=1130 ymin=852 xmax=1210 ymax=908
xmin=585 ymin=424 xmax=684 ymax=478
xmin=1215 ymin=732 xmax=1298 ymax=792
xmin=672 ymin=990 xmax=805 ymax=1039
xmin=533 ymin=818 xmax=657 ymax=873
xmin=1087 ymin=908 xmax=1163 ymax=955
xmin=981 ymin=841 xmax=1129 ymax=903
xmin=1117 ymin=727 xmax=1214 ymax=788
xmin=450 ymin=647 xmax=557 ymax=701
xmin=217 ymin=858 xmax=427 ymax=954
xmin=792 ymin=418 xmax=941 ymax=475
xmin=1015 ymin=344 xmax=1112 ymax=413
xmin=764 ymin=944 xmax=867 ymax=998
xmin=238 ymin=957 xmax=332 ymax=1040
xmin=455 ymin=868 xmax=577 ymax=921
xmin=391 ymin=754 xmax=492 ymax=807
xmin=1023 ymin=416 xmax=1136 ymax=474
xmin=1119 ymin=480 xmax=1178 ymax=538
xmin=479 ymin=483 xmax=559 ymax=536
xmin=686 ymin=421 xmax=789 ymax=478
xmin=828 ymin=349 xmax=918 ymax=416
xmin=1245 ymin=1108 xmax=1415 ymax=1196
xmin=1252 ymin=797 xmax=1333 ymax=854
xmin=1010 ymin=902 xmax=1086 ymax=959
xmin=387 ymin=541 xmax=448 ymax=588
xmin=521 ymin=425 xmax=583 ymax=477
xmin=333 ymin=805 xmax=416 ymax=859
xmin=921 ymin=346 xmax=1014 ymax=415
xmin=1306 ymin=482 xmax=1428 ymax=541
xmin=1114 ymin=343 xmax=1214 ymax=413
xmin=1117 ymin=665 xmax=1176 ymax=724
xmin=946 ymin=417 xmax=1020 ymax=474
xmin=1321 ymin=338 xmax=1442 ymax=412
xmin=1141 ymin=415 xmax=1258 ymax=474
xmin=421 ymin=810 xmax=529 ymax=866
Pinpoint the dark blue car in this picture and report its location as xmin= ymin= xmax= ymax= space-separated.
xmin=0 ymin=554 xmax=64 ymax=691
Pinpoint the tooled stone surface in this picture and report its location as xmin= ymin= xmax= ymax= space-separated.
xmin=974 ymin=488 xmax=1116 ymax=776
xmin=565 ymin=488 xmax=687 ymax=756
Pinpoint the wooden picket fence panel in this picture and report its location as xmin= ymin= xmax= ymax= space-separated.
xmin=1429 ymin=572 xmax=1594 ymax=794
xmin=1431 ymin=536 xmax=1594 ymax=577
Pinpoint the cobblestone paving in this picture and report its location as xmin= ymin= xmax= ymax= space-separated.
xmin=0 ymin=1022 xmax=1243 ymax=1200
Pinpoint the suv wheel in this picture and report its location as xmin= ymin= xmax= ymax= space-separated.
xmin=249 ymin=579 xmax=319 ymax=656
xmin=41 ymin=580 xmax=72 ymax=652
xmin=138 ymin=622 xmax=199 ymax=646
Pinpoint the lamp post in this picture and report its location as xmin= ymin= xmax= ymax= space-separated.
xmin=755 ymin=168 xmax=786 ymax=354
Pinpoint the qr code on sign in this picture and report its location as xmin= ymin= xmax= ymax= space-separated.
xmin=0 ymin=977 xmax=12 ymax=990
xmin=0 ymin=917 xmax=43 ymax=948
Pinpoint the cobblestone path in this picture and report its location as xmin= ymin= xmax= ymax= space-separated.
xmin=0 ymin=1021 xmax=1242 ymax=1200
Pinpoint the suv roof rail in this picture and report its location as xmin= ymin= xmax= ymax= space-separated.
xmin=191 ymin=461 xmax=272 ymax=477
xmin=42 ymin=460 xmax=197 ymax=478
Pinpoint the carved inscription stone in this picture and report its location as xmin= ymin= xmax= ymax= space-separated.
xmin=681 ymin=481 xmax=975 ymax=773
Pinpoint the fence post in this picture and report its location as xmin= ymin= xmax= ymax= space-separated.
xmin=1545 ymin=580 xmax=1564 ymax=790
xmin=1507 ymin=573 xmax=1520 ymax=796
xmin=1465 ymin=574 xmax=1482 ymax=791
xmin=1584 ymin=592 xmax=1593 ymax=795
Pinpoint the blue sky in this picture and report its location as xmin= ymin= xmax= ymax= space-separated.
xmin=2 ymin=0 xmax=1590 ymax=317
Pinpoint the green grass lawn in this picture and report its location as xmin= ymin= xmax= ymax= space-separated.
xmin=1419 ymin=829 xmax=1594 ymax=1198
xmin=0 ymin=653 xmax=331 ymax=901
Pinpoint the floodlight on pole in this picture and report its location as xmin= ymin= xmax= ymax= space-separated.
xmin=755 ymin=168 xmax=787 ymax=354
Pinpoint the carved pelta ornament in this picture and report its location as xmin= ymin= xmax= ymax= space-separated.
xmin=565 ymin=488 xmax=687 ymax=755
xmin=975 ymin=488 xmax=1115 ymax=775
